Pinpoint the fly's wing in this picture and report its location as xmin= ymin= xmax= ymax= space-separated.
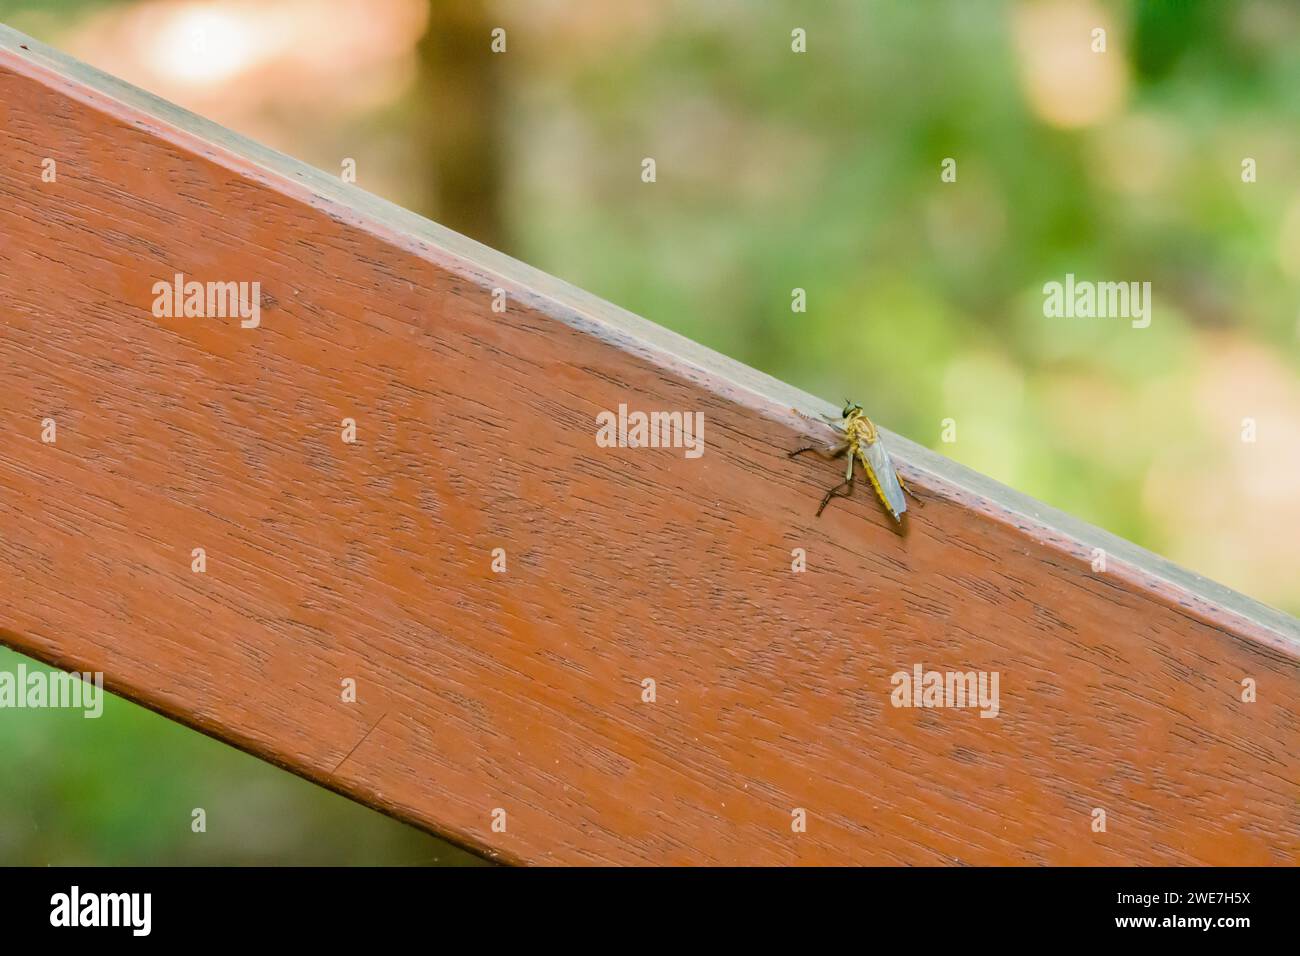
xmin=858 ymin=439 xmax=907 ymax=521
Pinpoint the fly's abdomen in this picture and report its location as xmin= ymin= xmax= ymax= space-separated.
xmin=858 ymin=441 xmax=907 ymax=521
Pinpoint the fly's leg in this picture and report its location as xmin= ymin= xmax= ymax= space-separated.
xmin=897 ymin=472 xmax=926 ymax=508
xmin=816 ymin=480 xmax=855 ymax=516
xmin=789 ymin=441 xmax=849 ymax=460
xmin=790 ymin=407 xmax=844 ymax=427
xmin=815 ymin=453 xmax=857 ymax=516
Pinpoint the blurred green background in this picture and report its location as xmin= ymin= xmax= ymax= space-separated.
xmin=1 ymin=0 xmax=1296 ymax=863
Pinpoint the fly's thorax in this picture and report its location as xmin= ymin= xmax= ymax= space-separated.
xmin=847 ymin=415 xmax=878 ymax=446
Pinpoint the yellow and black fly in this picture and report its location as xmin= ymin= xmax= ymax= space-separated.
xmin=789 ymin=401 xmax=917 ymax=523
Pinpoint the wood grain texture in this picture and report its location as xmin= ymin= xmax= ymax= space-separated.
xmin=1 ymin=26 xmax=1297 ymax=866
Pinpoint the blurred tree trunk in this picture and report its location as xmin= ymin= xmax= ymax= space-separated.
xmin=416 ymin=1 xmax=506 ymax=251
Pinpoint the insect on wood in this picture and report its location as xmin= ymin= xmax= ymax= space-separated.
xmin=789 ymin=401 xmax=917 ymax=524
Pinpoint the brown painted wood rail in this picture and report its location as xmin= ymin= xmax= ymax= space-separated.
xmin=1 ymin=24 xmax=1298 ymax=866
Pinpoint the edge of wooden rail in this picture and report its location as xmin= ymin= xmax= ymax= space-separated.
xmin=3 ymin=23 xmax=1293 ymax=657
xmin=2 ymin=23 xmax=1298 ymax=865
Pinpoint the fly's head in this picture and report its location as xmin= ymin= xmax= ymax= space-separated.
xmin=842 ymin=401 xmax=878 ymax=442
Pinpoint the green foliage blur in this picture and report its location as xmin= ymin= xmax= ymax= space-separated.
xmin=505 ymin=0 xmax=1300 ymax=597
xmin=1 ymin=0 xmax=1296 ymax=864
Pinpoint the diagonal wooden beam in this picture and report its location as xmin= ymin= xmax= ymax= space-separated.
xmin=1 ymin=24 xmax=1296 ymax=865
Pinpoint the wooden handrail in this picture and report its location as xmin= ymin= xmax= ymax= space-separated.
xmin=1 ymin=24 xmax=1297 ymax=865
